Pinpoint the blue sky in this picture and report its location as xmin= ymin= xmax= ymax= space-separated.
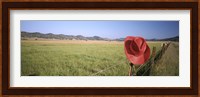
xmin=21 ymin=20 xmax=179 ymax=39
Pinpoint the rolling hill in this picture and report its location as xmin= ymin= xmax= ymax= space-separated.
xmin=21 ymin=31 xmax=179 ymax=41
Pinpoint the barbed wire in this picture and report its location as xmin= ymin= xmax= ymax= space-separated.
xmin=90 ymin=42 xmax=171 ymax=76
xmin=141 ymin=42 xmax=171 ymax=76
xmin=90 ymin=63 xmax=121 ymax=76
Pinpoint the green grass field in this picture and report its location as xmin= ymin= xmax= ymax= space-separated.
xmin=21 ymin=40 xmax=165 ymax=76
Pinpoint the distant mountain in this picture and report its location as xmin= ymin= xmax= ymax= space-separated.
xmin=160 ymin=36 xmax=179 ymax=41
xmin=21 ymin=31 xmax=179 ymax=41
xmin=114 ymin=36 xmax=179 ymax=41
xmin=114 ymin=38 xmax=125 ymax=41
xmin=21 ymin=31 xmax=111 ymax=41
xmin=146 ymin=36 xmax=179 ymax=41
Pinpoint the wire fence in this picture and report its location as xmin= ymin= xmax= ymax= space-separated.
xmin=90 ymin=42 xmax=171 ymax=76
xmin=136 ymin=42 xmax=171 ymax=76
xmin=90 ymin=64 xmax=120 ymax=76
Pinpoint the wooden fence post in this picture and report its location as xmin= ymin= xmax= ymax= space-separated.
xmin=152 ymin=46 xmax=156 ymax=64
xmin=129 ymin=63 xmax=133 ymax=76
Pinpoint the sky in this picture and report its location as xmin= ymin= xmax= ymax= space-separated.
xmin=21 ymin=20 xmax=179 ymax=39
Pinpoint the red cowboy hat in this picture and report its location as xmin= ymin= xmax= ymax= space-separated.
xmin=124 ymin=36 xmax=150 ymax=65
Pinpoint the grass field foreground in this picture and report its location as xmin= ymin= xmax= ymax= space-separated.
xmin=21 ymin=40 xmax=163 ymax=76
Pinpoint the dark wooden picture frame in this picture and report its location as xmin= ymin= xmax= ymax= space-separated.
xmin=2 ymin=2 xmax=198 ymax=95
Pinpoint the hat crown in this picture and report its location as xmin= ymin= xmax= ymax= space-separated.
xmin=124 ymin=36 xmax=150 ymax=65
xmin=130 ymin=37 xmax=147 ymax=56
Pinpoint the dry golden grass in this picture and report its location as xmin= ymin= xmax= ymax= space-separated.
xmin=22 ymin=40 xmax=124 ymax=44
